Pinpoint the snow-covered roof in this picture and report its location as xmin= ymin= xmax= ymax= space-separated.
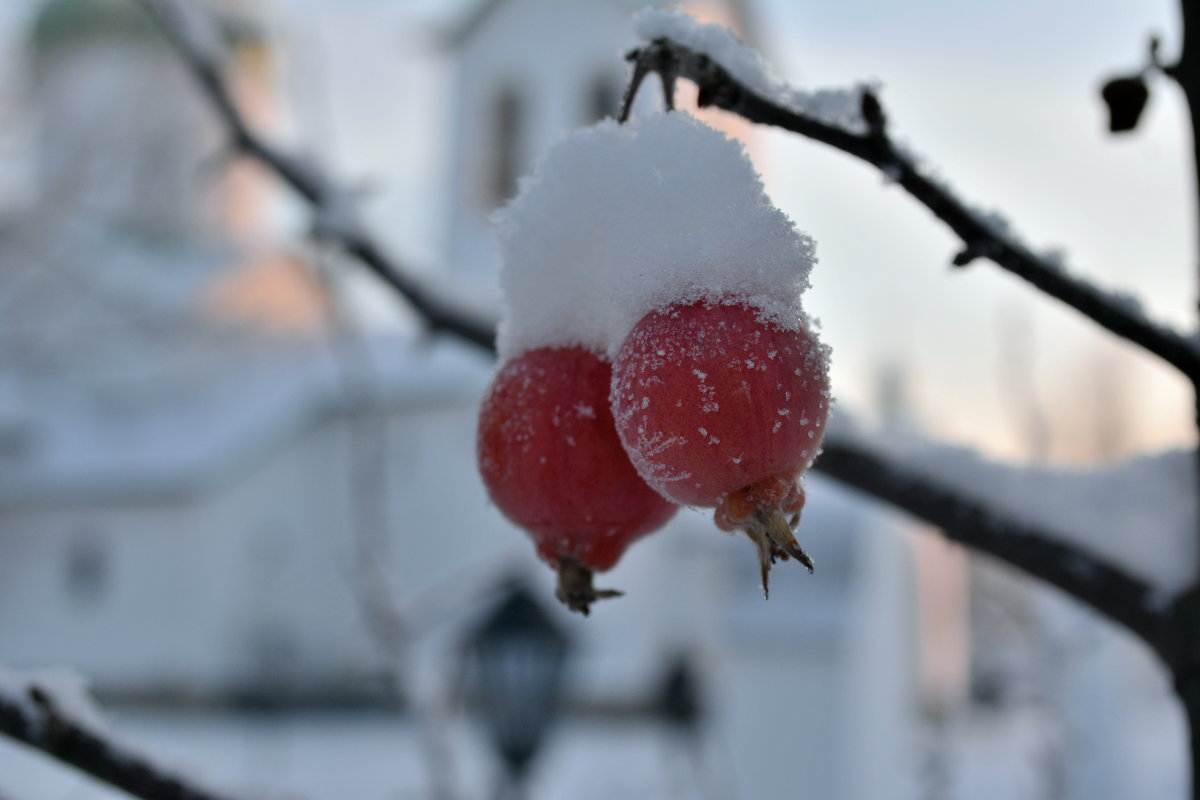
xmin=0 ymin=204 xmax=491 ymax=508
xmin=0 ymin=210 xmax=239 ymax=378
xmin=0 ymin=335 xmax=490 ymax=508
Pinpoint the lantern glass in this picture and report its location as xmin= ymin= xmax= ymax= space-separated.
xmin=467 ymin=585 xmax=569 ymax=776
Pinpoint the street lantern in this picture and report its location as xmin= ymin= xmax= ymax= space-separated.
xmin=465 ymin=582 xmax=570 ymax=800
xmin=654 ymin=652 xmax=707 ymax=795
xmin=656 ymin=653 xmax=703 ymax=738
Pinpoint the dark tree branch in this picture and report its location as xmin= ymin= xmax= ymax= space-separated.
xmin=1157 ymin=4 xmax=1200 ymax=795
xmin=0 ymin=682 xmax=239 ymax=800
xmin=136 ymin=0 xmax=497 ymax=353
xmin=815 ymin=437 xmax=1168 ymax=647
xmin=623 ymin=38 xmax=1200 ymax=383
xmin=1168 ymin=2 xmax=1200 ymax=324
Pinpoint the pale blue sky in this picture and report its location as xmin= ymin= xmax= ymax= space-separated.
xmin=747 ymin=0 xmax=1191 ymax=460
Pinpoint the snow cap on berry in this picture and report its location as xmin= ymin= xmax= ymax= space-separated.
xmin=492 ymin=112 xmax=817 ymax=361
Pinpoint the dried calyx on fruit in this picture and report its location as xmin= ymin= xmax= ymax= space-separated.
xmin=612 ymin=299 xmax=830 ymax=595
xmin=477 ymin=346 xmax=677 ymax=614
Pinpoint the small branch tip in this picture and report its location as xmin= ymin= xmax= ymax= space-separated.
xmin=861 ymin=90 xmax=886 ymax=136
xmin=555 ymin=557 xmax=623 ymax=616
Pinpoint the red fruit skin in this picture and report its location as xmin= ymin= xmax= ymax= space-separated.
xmin=612 ymin=300 xmax=830 ymax=508
xmin=478 ymin=346 xmax=677 ymax=572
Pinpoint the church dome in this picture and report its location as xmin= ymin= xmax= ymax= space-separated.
xmin=28 ymin=0 xmax=159 ymax=56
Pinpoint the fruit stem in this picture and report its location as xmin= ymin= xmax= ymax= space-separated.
xmin=555 ymin=556 xmax=623 ymax=616
xmin=742 ymin=509 xmax=815 ymax=599
xmin=758 ymin=508 xmax=815 ymax=572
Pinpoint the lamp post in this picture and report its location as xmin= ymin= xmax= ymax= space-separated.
xmin=654 ymin=653 xmax=711 ymax=798
xmin=656 ymin=653 xmax=703 ymax=739
xmin=465 ymin=582 xmax=570 ymax=800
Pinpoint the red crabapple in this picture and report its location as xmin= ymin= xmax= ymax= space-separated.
xmin=611 ymin=299 xmax=830 ymax=594
xmin=478 ymin=346 xmax=678 ymax=613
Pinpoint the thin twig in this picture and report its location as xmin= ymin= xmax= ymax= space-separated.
xmin=0 ymin=684 xmax=239 ymax=800
xmin=136 ymin=0 xmax=498 ymax=353
xmin=624 ymin=38 xmax=1200 ymax=382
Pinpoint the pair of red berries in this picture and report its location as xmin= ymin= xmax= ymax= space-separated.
xmin=478 ymin=297 xmax=830 ymax=614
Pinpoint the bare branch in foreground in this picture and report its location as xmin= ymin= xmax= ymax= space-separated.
xmin=814 ymin=436 xmax=1168 ymax=648
xmin=136 ymin=0 xmax=498 ymax=353
xmin=623 ymin=38 xmax=1200 ymax=383
xmin=0 ymin=681 xmax=239 ymax=800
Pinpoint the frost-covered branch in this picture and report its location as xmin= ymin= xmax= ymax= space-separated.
xmin=622 ymin=30 xmax=1200 ymax=382
xmin=814 ymin=432 xmax=1170 ymax=646
xmin=0 ymin=669 xmax=239 ymax=800
xmin=136 ymin=0 xmax=497 ymax=352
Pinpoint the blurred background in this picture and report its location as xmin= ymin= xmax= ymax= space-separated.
xmin=0 ymin=0 xmax=1191 ymax=798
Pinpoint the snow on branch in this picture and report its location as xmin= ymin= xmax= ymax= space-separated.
xmin=0 ymin=667 xmax=240 ymax=800
xmin=135 ymin=0 xmax=497 ymax=353
xmin=626 ymin=11 xmax=1200 ymax=382
xmin=816 ymin=423 xmax=1173 ymax=646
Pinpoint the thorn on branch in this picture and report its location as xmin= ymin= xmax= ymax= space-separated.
xmin=952 ymin=243 xmax=986 ymax=268
xmin=1149 ymin=34 xmax=1164 ymax=70
xmin=27 ymin=685 xmax=68 ymax=748
xmin=28 ymin=684 xmax=51 ymax=711
xmin=693 ymin=53 xmax=716 ymax=107
xmin=621 ymin=39 xmax=680 ymax=122
xmin=659 ymin=66 xmax=678 ymax=112
xmin=620 ymin=48 xmax=651 ymax=122
xmin=861 ymin=89 xmax=887 ymax=139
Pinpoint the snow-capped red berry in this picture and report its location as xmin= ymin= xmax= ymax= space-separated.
xmin=478 ymin=345 xmax=677 ymax=613
xmin=611 ymin=299 xmax=830 ymax=593
xmin=612 ymin=300 xmax=828 ymax=504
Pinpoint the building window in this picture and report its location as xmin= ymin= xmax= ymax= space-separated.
xmin=587 ymin=72 xmax=621 ymax=123
xmin=65 ymin=535 xmax=107 ymax=605
xmin=487 ymin=85 xmax=523 ymax=208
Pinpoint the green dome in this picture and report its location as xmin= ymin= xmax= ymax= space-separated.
xmin=28 ymin=0 xmax=159 ymax=54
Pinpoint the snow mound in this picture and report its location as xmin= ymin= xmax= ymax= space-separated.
xmin=493 ymin=112 xmax=816 ymax=361
xmin=634 ymin=8 xmax=872 ymax=134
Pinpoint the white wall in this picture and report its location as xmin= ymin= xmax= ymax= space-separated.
xmin=445 ymin=0 xmax=637 ymax=288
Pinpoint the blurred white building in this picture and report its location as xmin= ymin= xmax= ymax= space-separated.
xmin=0 ymin=1 xmax=926 ymax=798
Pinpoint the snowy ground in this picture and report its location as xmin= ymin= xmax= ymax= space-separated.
xmin=0 ymin=701 xmax=1188 ymax=800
